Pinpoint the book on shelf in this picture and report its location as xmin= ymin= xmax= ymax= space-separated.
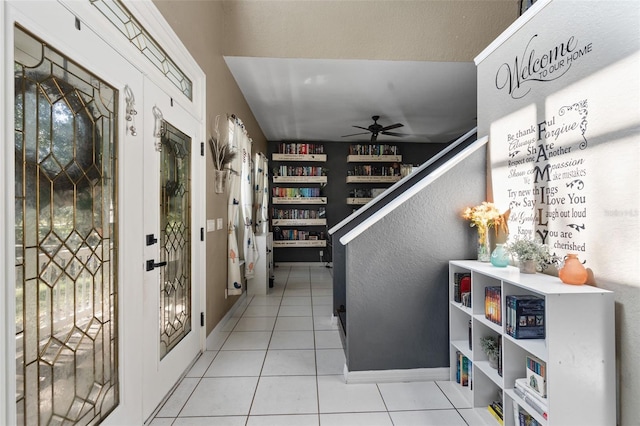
xmin=488 ymin=404 xmax=504 ymax=425
xmin=453 ymin=272 xmax=470 ymax=303
xmin=455 ymin=351 xmax=471 ymax=387
xmin=485 ymin=286 xmax=502 ymax=325
xmin=461 ymin=355 xmax=469 ymax=387
xmin=525 ymin=354 xmax=547 ymax=398
xmin=513 ymin=403 xmax=544 ymax=426
xmin=506 ymin=295 xmax=545 ymax=339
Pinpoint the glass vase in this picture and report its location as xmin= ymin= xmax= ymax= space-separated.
xmin=490 ymin=244 xmax=509 ymax=267
xmin=477 ymin=227 xmax=490 ymax=262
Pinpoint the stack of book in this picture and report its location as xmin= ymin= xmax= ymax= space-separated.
xmin=514 ymin=376 xmax=548 ymax=420
xmin=487 ymin=400 xmax=504 ymax=425
xmin=505 ymin=295 xmax=545 ymax=339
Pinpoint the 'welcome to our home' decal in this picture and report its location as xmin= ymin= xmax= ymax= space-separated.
xmin=495 ymin=34 xmax=593 ymax=99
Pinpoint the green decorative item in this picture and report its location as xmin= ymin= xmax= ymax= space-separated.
xmin=504 ymin=236 xmax=554 ymax=273
xmin=480 ymin=336 xmax=500 ymax=369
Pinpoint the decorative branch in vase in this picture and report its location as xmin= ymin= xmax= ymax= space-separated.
xmin=208 ymin=115 xmax=237 ymax=193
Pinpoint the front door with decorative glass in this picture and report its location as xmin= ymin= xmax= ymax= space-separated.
xmin=5 ymin=1 xmax=204 ymax=424
xmin=141 ymin=79 xmax=201 ymax=420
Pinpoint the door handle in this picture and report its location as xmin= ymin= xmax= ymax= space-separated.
xmin=146 ymin=259 xmax=167 ymax=271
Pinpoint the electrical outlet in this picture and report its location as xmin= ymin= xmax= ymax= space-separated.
xmin=319 ymin=250 xmax=324 ymax=257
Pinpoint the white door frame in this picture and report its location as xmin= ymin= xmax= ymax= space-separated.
xmin=0 ymin=1 xmax=206 ymax=424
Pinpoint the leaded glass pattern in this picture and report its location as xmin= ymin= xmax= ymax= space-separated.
xmin=14 ymin=26 xmax=119 ymax=425
xmin=159 ymin=122 xmax=192 ymax=359
xmin=89 ymin=0 xmax=193 ymax=100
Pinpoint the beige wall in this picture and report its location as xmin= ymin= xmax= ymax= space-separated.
xmin=221 ymin=0 xmax=519 ymax=61
xmin=153 ymin=0 xmax=267 ymax=333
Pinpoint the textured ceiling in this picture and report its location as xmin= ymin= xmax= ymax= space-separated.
xmin=225 ymin=56 xmax=478 ymax=143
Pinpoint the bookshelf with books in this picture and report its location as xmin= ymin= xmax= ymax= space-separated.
xmin=271 ymin=144 xmax=328 ymax=250
xmin=448 ymin=260 xmax=615 ymax=426
xmin=346 ymin=144 xmax=402 ymax=184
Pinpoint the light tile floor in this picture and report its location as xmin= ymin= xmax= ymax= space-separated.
xmin=150 ymin=265 xmax=481 ymax=426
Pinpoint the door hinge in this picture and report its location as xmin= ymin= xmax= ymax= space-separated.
xmin=201 ymin=142 xmax=204 ymax=156
xmin=200 ymin=312 xmax=204 ymax=327
xmin=200 ymin=227 xmax=204 ymax=241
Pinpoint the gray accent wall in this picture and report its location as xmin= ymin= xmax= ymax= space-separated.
xmin=341 ymin=140 xmax=487 ymax=372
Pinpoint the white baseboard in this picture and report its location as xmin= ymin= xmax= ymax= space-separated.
xmin=205 ymin=292 xmax=248 ymax=351
xmin=343 ymin=366 xmax=450 ymax=384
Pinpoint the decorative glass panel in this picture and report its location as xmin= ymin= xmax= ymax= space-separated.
xmin=14 ymin=26 xmax=119 ymax=425
xmin=89 ymin=0 xmax=193 ymax=100
xmin=159 ymin=122 xmax=192 ymax=359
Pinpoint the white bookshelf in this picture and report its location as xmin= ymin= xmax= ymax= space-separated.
xmin=346 ymin=175 xmax=401 ymax=183
xmin=273 ymin=176 xmax=327 ymax=183
xmin=273 ymin=240 xmax=326 ymax=248
xmin=448 ymin=260 xmax=615 ymax=426
xmin=272 ymin=218 xmax=326 ymax=226
xmin=272 ymin=197 xmax=327 ymax=205
xmin=272 ymin=153 xmax=327 ymax=162
xmin=347 ymin=154 xmax=402 ymax=162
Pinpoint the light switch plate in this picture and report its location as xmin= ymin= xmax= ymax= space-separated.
xmin=216 ymin=218 xmax=223 ymax=230
xmin=206 ymin=219 xmax=216 ymax=232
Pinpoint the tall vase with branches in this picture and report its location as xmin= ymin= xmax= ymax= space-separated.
xmin=208 ymin=115 xmax=237 ymax=193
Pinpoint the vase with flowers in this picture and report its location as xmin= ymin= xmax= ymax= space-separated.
xmin=462 ymin=202 xmax=509 ymax=262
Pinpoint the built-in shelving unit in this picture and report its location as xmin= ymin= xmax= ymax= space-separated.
xmin=271 ymin=143 xmax=328 ymax=251
xmin=448 ymin=260 xmax=615 ymax=426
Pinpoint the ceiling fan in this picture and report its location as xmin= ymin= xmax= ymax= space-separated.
xmin=342 ymin=115 xmax=407 ymax=142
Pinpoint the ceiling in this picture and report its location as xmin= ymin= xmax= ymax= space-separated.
xmin=224 ymin=56 xmax=478 ymax=144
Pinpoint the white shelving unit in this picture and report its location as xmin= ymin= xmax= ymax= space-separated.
xmin=448 ymin=260 xmax=615 ymax=426
xmin=272 ymin=196 xmax=327 ymax=205
xmin=346 ymin=197 xmax=372 ymax=205
xmin=345 ymin=175 xmax=401 ymax=183
xmin=273 ymin=175 xmax=327 ymax=183
xmin=272 ymin=153 xmax=326 ymax=162
xmin=272 ymin=218 xmax=326 ymax=226
xmin=347 ymin=154 xmax=402 ymax=162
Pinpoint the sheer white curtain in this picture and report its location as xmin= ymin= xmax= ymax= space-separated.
xmin=227 ymin=116 xmax=258 ymax=295
xmin=254 ymin=152 xmax=269 ymax=235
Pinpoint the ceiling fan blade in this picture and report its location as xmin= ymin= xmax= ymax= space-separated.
xmin=352 ymin=125 xmax=371 ymax=131
xmin=381 ymin=131 xmax=408 ymax=137
xmin=342 ymin=131 xmax=371 ymax=137
xmin=380 ymin=123 xmax=404 ymax=131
